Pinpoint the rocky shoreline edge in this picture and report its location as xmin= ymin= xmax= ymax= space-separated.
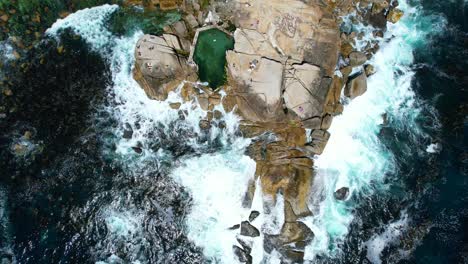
xmin=131 ymin=0 xmax=404 ymax=262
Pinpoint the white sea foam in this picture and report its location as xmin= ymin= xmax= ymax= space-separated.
xmin=426 ymin=142 xmax=442 ymax=153
xmin=365 ymin=213 xmax=409 ymax=264
xmin=0 ymin=41 xmax=15 ymax=61
xmin=46 ymin=4 xmax=267 ymax=263
xmin=170 ymin=149 xmax=260 ymax=262
xmin=47 ymin=5 xmax=118 ymax=53
xmin=304 ymin=1 xmax=441 ymax=260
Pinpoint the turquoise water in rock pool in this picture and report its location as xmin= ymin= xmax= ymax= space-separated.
xmin=193 ymin=28 xmax=234 ymax=89
xmin=0 ymin=1 xmax=466 ymax=263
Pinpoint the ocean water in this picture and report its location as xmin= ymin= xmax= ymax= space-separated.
xmin=0 ymin=1 xmax=466 ymax=264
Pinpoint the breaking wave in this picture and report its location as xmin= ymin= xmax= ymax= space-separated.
xmin=304 ymin=0 xmax=445 ymax=262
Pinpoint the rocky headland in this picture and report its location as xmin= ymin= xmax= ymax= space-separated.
xmin=131 ymin=0 xmax=403 ymax=262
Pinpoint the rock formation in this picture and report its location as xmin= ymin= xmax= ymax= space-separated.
xmin=132 ymin=0 xmax=403 ymax=262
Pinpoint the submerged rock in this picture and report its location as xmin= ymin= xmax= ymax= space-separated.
xmin=240 ymin=221 xmax=260 ymax=237
xmin=132 ymin=147 xmax=143 ymax=154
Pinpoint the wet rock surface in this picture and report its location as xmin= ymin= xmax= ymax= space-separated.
xmin=248 ymin=210 xmax=260 ymax=222
xmin=240 ymin=221 xmax=260 ymax=237
xmin=334 ymin=187 xmax=350 ymax=200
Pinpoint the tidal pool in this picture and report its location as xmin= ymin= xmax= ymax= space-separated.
xmin=193 ymin=28 xmax=234 ymax=89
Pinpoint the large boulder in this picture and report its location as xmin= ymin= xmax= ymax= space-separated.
xmin=344 ymin=72 xmax=367 ymax=99
xmin=371 ymin=0 xmax=390 ymax=15
xmin=134 ymin=34 xmax=195 ymax=100
xmin=387 ymin=8 xmax=404 ymax=23
xmin=283 ymin=63 xmax=325 ymax=122
xmin=323 ymin=75 xmax=344 ymax=115
xmin=226 ymin=51 xmax=284 ymax=121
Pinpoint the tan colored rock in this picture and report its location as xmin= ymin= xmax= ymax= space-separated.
xmin=278 ymin=222 xmax=314 ymax=244
xmin=323 ymin=75 xmax=344 ymax=115
xmin=213 ymin=110 xmax=223 ymax=119
xmin=226 ymin=51 xmax=284 ymax=121
xmin=185 ymin=14 xmax=199 ymax=28
xmin=371 ymin=0 xmax=389 ymax=15
xmin=340 ymin=41 xmax=354 ymax=57
xmin=169 ymin=102 xmax=181 ymax=109
xmin=159 ymin=0 xmax=179 ymax=10
xmin=302 ymin=116 xmax=322 ymax=129
xmin=231 ymin=0 xmax=339 ymax=76
xmin=365 ymin=64 xmax=376 ymax=76
xmin=134 ymin=34 xmax=196 ymax=100
xmin=283 ymin=63 xmax=323 ymax=121
xmin=171 ymin=21 xmax=188 ymax=38
xmin=321 ymin=114 xmax=333 ymax=130
xmin=387 ymin=8 xmax=404 ymax=23
xmin=341 ymin=65 xmax=353 ymax=81
xmin=199 ymin=119 xmax=211 ymax=130
xmin=304 ymin=129 xmax=330 ymax=155
xmin=233 ymin=28 xmax=283 ymax=62
xmin=344 ymin=72 xmax=367 ymax=99
xmin=13 ymin=143 xmax=27 ymax=156
xmin=348 ymin=51 xmax=367 ymax=66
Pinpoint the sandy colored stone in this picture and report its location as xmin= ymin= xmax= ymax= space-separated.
xmin=233 ymin=28 xmax=283 ymax=62
xmin=283 ymin=63 xmax=323 ymax=121
xmin=323 ymin=75 xmax=344 ymax=115
xmin=304 ymin=129 xmax=330 ymax=155
xmin=365 ymin=64 xmax=376 ymax=76
xmin=321 ymin=114 xmax=333 ymax=130
xmin=387 ymin=8 xmax=404 ymax=23
xmin=169 ymin=102 xmax=181 ymax=109
xmin=226 ymin=51 xmax=284 ymax=121
xmin=371 ymin=0 xmax=389 ymax=15
xmin=348 ymin=51 xmax=367 ymax=66
xmin=344 ymin=72 xmax=367 ymax=99
xmin=134 ymin=34 xmax=196 ymax=100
